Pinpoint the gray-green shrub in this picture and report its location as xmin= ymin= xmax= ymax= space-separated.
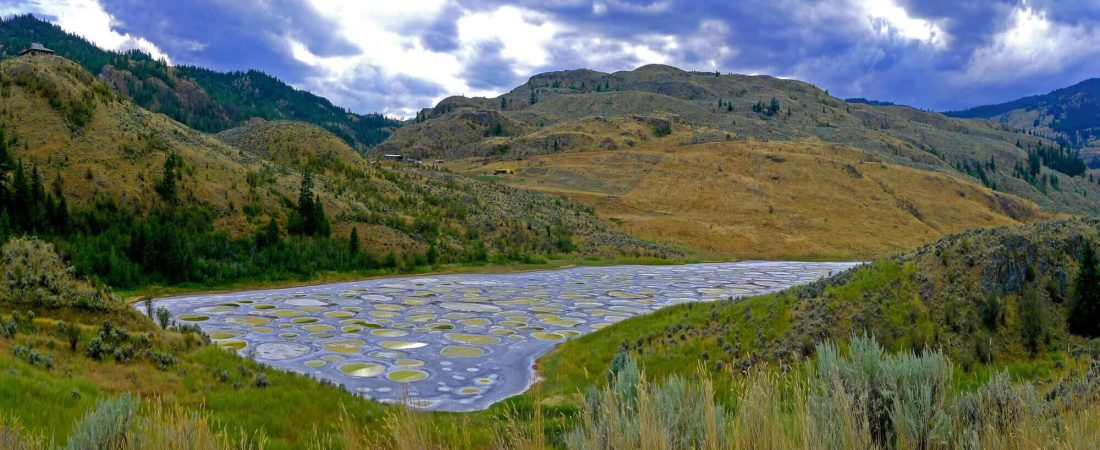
xmin=66 ymin=394 xmax=139 ymax=450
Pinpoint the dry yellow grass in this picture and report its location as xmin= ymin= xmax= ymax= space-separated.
xmin=464 ymin=139 xmax=1047 ymax=260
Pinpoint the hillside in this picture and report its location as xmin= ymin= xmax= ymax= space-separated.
xmin=0 ymin=14 xmax=402 ymax=151
xmin=0 ymin=54 xmax=672 ymax=289
xmin=947 ymin=78 xmax=1100 ymax=166
xmin=375 ymin=64 xmax=1100 ymax=218
xmin=537 ymin=218 xmax=1100 ymax=400
xmin=458 ymin=139 xmax=1045 ymax=259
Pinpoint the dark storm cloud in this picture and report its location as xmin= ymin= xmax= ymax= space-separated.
xmin=14 ymin=0 xmax=1100 ymax=115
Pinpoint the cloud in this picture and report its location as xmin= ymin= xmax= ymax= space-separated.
xmin=963 ymin=4 xmax=1100 ymax=83
xmin=5 ymin=0 xmax=1100 ymax=115
xmin=7 ymin=0 xmax=169 ymax=61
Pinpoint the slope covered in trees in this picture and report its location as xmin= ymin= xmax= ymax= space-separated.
xmin=0 ymin=14 xmax=402 ymax=151
xmin=0 ymin=55 xmax=671 ymax=290
xmin=948 ymin=78 xmax=1100 ymax=167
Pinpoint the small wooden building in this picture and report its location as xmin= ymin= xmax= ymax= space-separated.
xmin=19 ymin=43 xmax=54 ymax=57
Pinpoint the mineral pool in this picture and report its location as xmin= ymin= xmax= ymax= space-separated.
xmin=145 ymin=261 xmax=858 ymax=411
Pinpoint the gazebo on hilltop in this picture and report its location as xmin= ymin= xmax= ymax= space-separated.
xmin=19 ymin=43 xmax=54 ymax=57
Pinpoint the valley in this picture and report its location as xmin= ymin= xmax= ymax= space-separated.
xmin=2 ymin=9 xmax=1100 ymax=450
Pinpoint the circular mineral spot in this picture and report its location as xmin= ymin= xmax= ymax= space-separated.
xmin=489 ymin=328 xmax=515 ymax=335
xmin=441 ymin=346 xmax=486 ymax=358
xmin=441 ymin=302 xmax=501 ymax=313
xmin=369 ymin=311 xmax=399 ymax=318
xmin=286 ymin=298 xmax=328 ymax=307
xmin=325 ymin=311 xmax=354 ymax=319
xmin=375 ymin=304 xmax=406 ymax=311
xmin=476 ymin=378 xmax=492 ymax=385
xmin=342 ymin=319 xmax=381 ymax=329
xmin=407 ymin=314 xmax=435 ymax=322
xmin=207 ymin=330 xmax=241 ymax=340
xmin=304 ymin=360 xmax=326 ymax=368
xmin=531 ymin=332 xmax=564 ymax=341
xmin=371 ymin=329 xmax=409 ymax=338
xmin=324 ymin=339 xmax=366 ymax=354
xmin=217 ymin=339 xmax=247 ymax=350
xmin=395 ymin=359 xmax=425 ymax=367
xmin=500 ymin=321 xmax=526 ymax=327
xmin=270 ymin=309 xmax=306 ymax=318
xmin=252 ymin=304 xmax=277 ymax=310
xmin=309 ymin=332 xmax=336 ymax=339
xmin=178 ymin=314 xmax=209 ymax=322
xmin=459 ymin=318 xmax=490 ymax=327
xmin=341 ymin=326 xmax=363 ymax=333
xmin=339 ymin=362 xmax=384 ymax=377
xmin=279 ymin=333 xmax=299 ymax=339
xmin=445 ymin=333 xmax=501 ymax=345
xmin=228 ymin=316 xmax=269 ymax=326
xmin=292 ymin=317 xmax=320 ymax=324
xmin=255 ymin=342 xmax=310 ymax=360
xmin=368 ymin=350 xmax=406 ymax=359
xmin=302 ymin=324 xmax=335 ymax=333
xmin=250 ymin=327 xmax=273 ymax=334
xmin=322 ymin=354 xmax=346 ymax=362
xmin=458 ymin=387 xmax=482 ymax=395
xmin=387 ymin=369 xmax=429 ymax=382
xmin=380 ymin=341 xmax=428 ymax=350
xmin=195 ymin=305 xmax=234 ymax=314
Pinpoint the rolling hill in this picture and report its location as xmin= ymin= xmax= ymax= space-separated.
xmin=377 ymin=65 xmax=1100 ymax=216
xmin=947 ymin=78 xmax=1100 ymax=167
xmin=0 ymin=14 xmax=403 ymax=151
xmin=371 ymin=65 xmax=1091 ymax=258
xmin=0 ymin=54 xmax=672 ymax=288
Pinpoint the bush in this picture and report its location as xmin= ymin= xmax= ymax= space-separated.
xmin=1019 ymin=289 xmax=1045 ymax=355
xmin=12 ymin=344 xmax=53 ymax=369
xmin=66 ymin=394 xmax=139 ymax=450
xmin=155 ymin=307 xmax=171 ymax=329
xmin=565 ymin=352 xmax=727 ymax=449
xmin=0 ymin=237 xmax=115 ymax=310
xmin=57 ymin=320 xmax=80 ymax=352
xmin=810 ymin=333 xmax=951 ymax=449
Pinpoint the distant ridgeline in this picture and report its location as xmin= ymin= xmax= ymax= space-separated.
xmin=0 ymin=14 xmax=402 ymax=151
xmin=947 ymin=78 xmax=1100 ymax=163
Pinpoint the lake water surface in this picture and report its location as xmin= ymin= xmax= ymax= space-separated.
xmin=147 ymin=261 xmax=858 ymax=411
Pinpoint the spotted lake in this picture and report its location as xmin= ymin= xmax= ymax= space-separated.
xmin=145 ymin=261 xmax=857 ymax=411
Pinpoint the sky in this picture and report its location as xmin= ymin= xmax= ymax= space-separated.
xmin=4 ymin=0 xmax=1100 ymax=118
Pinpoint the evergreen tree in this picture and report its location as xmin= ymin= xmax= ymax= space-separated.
xmin=349 ymin=227 xmax=359 ymax=254
xmin=1070 ymin=241 xmax=1100 ymax=337
xmin=156 ymin=153 xmax=180 ymax=203
xmin=290 ymin=170 xmax=329 ymax=237
xmin=768 ymin=97 xmax=781 ymax=116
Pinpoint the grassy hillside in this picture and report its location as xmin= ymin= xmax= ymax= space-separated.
xmin=0 ymin=14 xmax=402 ymax=151
xmin=376 ymin=64 xmax=1100 ymax=216
xmin=0 ymin=55 xmax=673 ymax=290
xmin=537 ymin=218 xmax=1100 ymax=400
xmin=457 ymin=138 xmax=1046 ymax=260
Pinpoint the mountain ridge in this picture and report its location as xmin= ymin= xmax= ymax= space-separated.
xmin=0 ymin=14 xmax=402 ymax=151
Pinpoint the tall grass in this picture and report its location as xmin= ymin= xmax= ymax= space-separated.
xmin=564 ymin=334 xmax=1100 ymax=450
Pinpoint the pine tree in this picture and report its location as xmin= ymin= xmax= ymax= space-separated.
xmin=1070 ymin=241 xmax=1100 ymax=337
xmin=156 ymin=153 xmax=180 ymax=203
xmin=349 ymin=227 xmax=360 ymax=253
